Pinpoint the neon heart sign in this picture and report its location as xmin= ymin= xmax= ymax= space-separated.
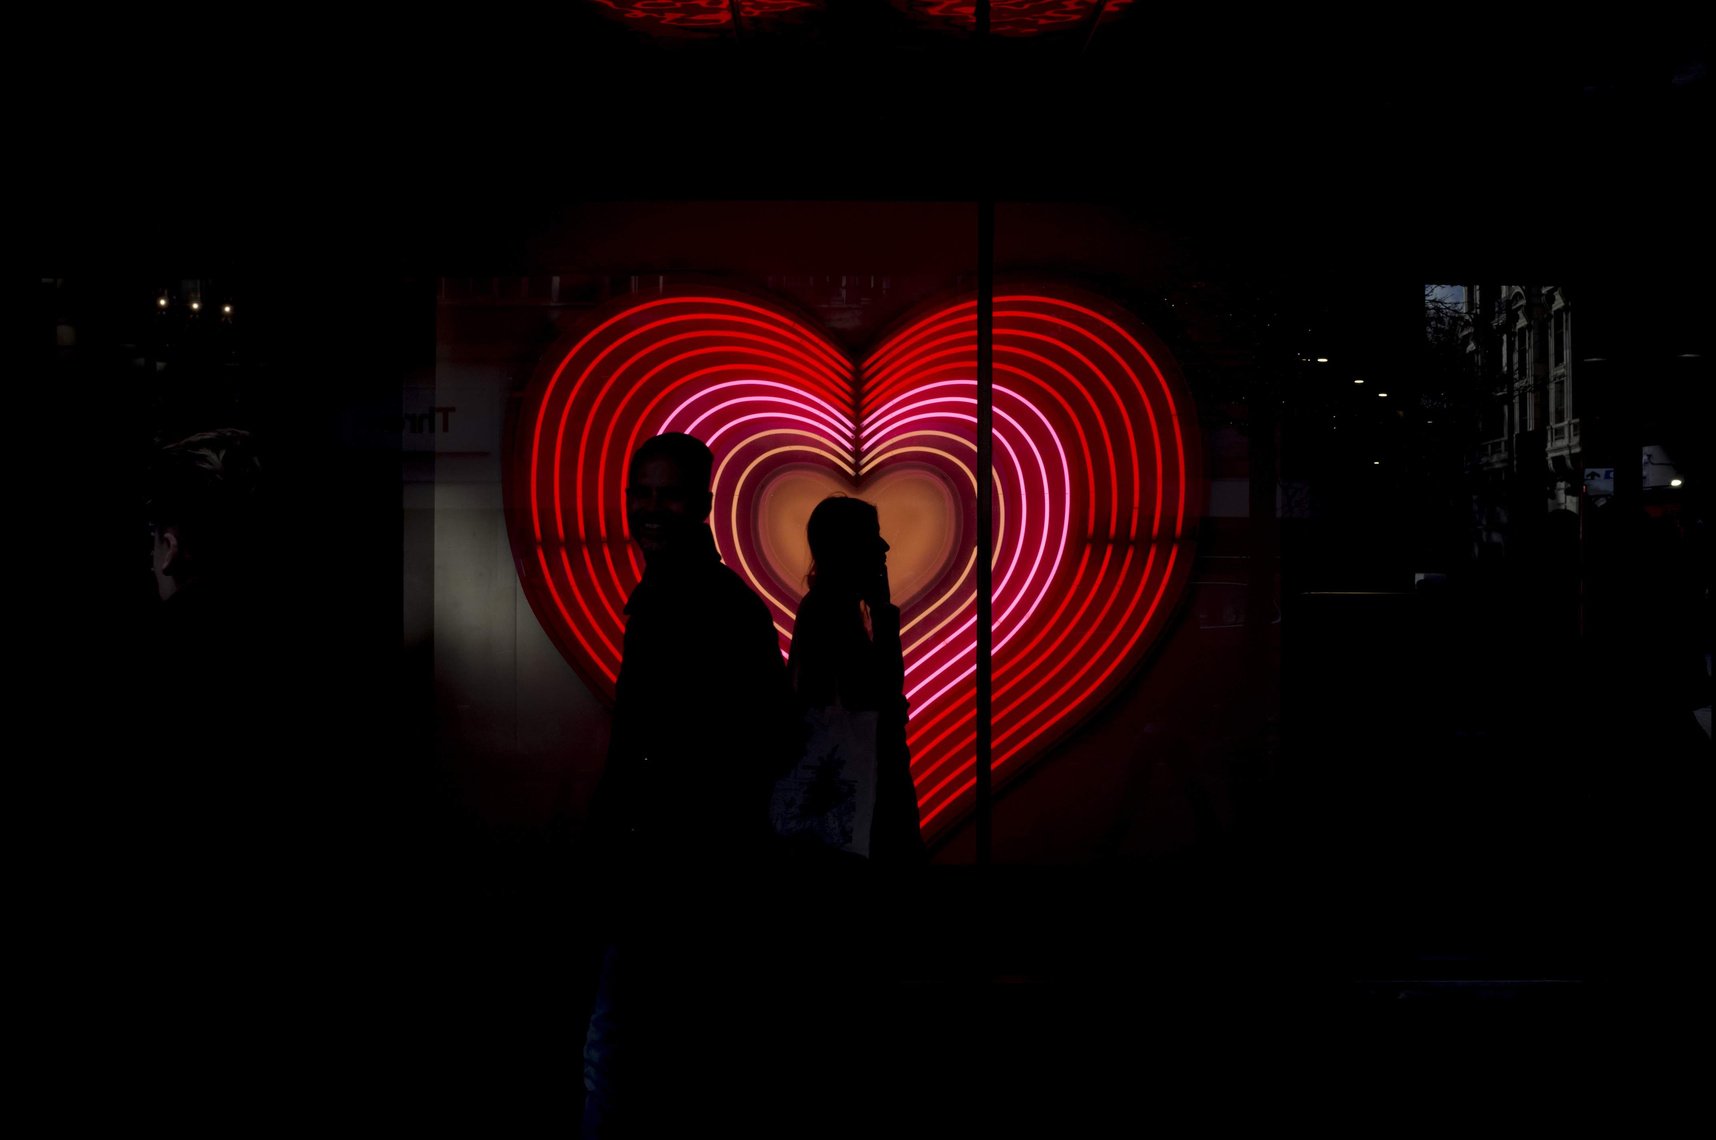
xmin=505 ymin=287 xmax=1202 ymax=839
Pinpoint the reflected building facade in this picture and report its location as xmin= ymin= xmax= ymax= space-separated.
xmin=1464 ymin=284 xmax=1581 ymax=524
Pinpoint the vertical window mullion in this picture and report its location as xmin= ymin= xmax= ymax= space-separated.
xmin=975 ymin=198 xmax=995 ymax=869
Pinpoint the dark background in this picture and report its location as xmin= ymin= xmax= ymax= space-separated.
xmin=30 ymin=6 xmax=1710 ymax=1128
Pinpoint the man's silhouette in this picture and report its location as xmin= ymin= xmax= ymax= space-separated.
xmin=581 ymin=432 xmax=794 ymax=1135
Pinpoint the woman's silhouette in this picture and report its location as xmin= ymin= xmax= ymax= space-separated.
xmin=758 ymin=495 xmax=925 ymax=1125
xmin=786 ymin=495 xmax=926 ymax=865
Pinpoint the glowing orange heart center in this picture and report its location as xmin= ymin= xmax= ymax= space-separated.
xmin=752 ymin=463 xmax=962 ymax=609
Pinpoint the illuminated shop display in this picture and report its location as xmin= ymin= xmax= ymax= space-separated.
xmin=506 ymin=287 xmax=1202 ymax=837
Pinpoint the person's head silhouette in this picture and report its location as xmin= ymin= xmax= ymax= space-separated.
xmin=626 ymin=433 xmax=715 ymax=561
xmin=144 ymin=428 xmax=263 ymax=602
xmin=806 ymin=495 xmax=890 ymax=602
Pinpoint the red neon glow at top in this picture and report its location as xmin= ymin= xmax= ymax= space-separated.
xmin=591 ymin=0 xmax=818 ymax=31
xmin=589 ymin=0 xmax=1134 ymax=36
xmin=894 ymin=0 xmax=1135 ymax=36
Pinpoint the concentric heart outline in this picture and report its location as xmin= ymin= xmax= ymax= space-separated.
xmin=505 ymin=283 xmax=1203 ymax=838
